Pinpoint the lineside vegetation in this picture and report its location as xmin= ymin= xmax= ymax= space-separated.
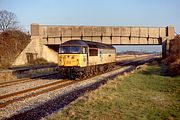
xmin=163 ymin=35 xmax=180 ymax=76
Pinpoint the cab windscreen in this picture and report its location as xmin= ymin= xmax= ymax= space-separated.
xmin=59 ymin=46 xmax=81 ymax=53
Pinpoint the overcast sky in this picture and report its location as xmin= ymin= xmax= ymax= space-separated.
xmin=0 ymin=0 xmax=179 ymax=52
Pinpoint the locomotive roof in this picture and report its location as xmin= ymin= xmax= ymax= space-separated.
xmin=60 ymin=40 xmax=115 ymax=49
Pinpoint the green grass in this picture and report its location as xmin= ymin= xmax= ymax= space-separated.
xmin=46 ymin=64 xmax=180 ymax=120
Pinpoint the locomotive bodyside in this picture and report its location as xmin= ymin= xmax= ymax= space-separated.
xmin=88 ymin=48 xmax=116 ymax=66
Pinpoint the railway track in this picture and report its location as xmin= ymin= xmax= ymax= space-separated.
xmin=0 ymin=73 xmax=59 ymax=88
xmin=0 ymin=78 xmax=33 ymax=88
xmin=0 ymin=66 xmax=122 ymax=108
xmin=0 ymin=55 xmax=155 ymax=109
xmin=0 ymin=79 xmax=73 ymax=108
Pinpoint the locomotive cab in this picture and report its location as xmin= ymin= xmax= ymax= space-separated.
xmin=58 ymin=45 xmax=87 ymax=67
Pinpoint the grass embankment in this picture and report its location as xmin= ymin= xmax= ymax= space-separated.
xmin=47 ymin=64 xmax=180 ymax=120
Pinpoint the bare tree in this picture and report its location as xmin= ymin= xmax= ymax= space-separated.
xmin=0 ymin=10 xmax=20 ymax=31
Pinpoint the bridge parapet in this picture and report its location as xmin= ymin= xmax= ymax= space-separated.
xmin=31 ymin=24 xmax=174 ymax=46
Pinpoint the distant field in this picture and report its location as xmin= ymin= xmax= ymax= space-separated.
xmin=46 ymin=64 xmax=180 ymax=120
xmin=116 ymin=54 xmax=149 ymax=61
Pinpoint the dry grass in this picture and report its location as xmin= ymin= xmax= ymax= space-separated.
xmin=116 ymin=54 xmax=149 ymax=62
xmin=0 ymin=70 xmax=17 ymax=82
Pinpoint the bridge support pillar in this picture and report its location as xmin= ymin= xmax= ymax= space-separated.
xmin=162 ymin=26 xmax=175 ymax=58
xmin=162 ymin=38 xmax=168 ymax=58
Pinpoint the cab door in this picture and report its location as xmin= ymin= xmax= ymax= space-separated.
xmin=100 ymin=50 xmax=103 ymax=63
xmin=81 ymin=46 xmax=88 ymax=67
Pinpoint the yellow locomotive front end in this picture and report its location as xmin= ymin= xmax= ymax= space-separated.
xmin=59 ymin=54 xmax=80 ymax=67
xmin=58 ymin=44 xmax=87 ymax=79
xmin=58 ymin=46 xmax=87 ymax=67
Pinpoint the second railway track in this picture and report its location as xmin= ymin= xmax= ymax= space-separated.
xmin=0 ymin=73 xmax=59 ymax=88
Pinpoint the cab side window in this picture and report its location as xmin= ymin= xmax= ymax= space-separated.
xmin=89 ymin=49 xmax=98 ymax=56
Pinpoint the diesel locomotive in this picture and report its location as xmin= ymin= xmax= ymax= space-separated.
xmin=58 ymin=40 xmax=116 ymax=79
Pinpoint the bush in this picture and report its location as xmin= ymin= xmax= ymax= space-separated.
xmin=170 ymin=35 xmax=180 ymax=54
xmin=163 ymin=35 xmax=180 ymax=76
xmin=168 ymin=59 xmax=180 ymax=76
xmin=0 ymin=30 xmax=30 ymax=68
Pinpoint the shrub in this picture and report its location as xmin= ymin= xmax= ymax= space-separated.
xmin=163 ymin=35 xmax=180 ymax=76
xmin=168 ymin=59 xmax=180 ymax=76
xmin=0 ymin=30 xmax=30 ymax=68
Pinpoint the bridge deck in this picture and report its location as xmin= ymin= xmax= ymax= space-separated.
xmin=31 ymin=24 xmax=174 ymax=45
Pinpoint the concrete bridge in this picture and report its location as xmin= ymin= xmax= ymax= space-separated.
xmin=13 ymin=24 xmax=174 ymax=65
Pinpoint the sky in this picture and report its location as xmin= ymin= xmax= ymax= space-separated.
xmin=0 ymin=0 xmax=179 ymax=52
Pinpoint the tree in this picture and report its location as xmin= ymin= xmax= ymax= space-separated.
xmin=0 ymin=10 xmax=20 ymax=32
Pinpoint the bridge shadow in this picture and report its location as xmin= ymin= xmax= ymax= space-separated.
xmin=140 ymin=63 xmax=168 ymax=76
